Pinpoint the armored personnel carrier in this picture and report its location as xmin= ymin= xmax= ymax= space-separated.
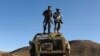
xmin=29 ymin=33 xmax=70 ymax=56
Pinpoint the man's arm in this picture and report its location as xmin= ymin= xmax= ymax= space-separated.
xmin=43 ymin=10 xmax=47 ymax=16
xmin=50 ymin=10 xmax=53 ymax=24
xmin=60 ymin=16 xmax=63 ymax=24
xmin=50 ymin=10 xmax=52 ymax=17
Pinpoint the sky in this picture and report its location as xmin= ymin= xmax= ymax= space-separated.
xmin=0 ymin=0 xmax=100 ymax=52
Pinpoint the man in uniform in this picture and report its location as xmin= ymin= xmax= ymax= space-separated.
xmin=53 ymin=8 xmax=63 ymax=33
xmin=43 ymin=6 xmax=53 ymax=34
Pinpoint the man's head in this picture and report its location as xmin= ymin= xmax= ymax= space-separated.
xmin=56 ymin=8 xmax=60 ymax=12
xmin=48 ymin=6 xmax=51 ymax=10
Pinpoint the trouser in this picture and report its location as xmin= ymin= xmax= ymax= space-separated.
xmin=57 ymin=23 xmax=61 ymax=32
xmin=54 ymin=21 xmax=57 ymax=32
xmin=54 ymin=22 xmax=61 ymax=32
xmin=43 ymin=21 xmax=51 ymax=33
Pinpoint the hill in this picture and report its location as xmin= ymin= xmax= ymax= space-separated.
xmin=0 ymin=40 xmax=100 ymax=56
xmin=69 ymin=40 xmax=100 ymax=56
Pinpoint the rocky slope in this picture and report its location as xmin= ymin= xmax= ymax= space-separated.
xmin=0 ymin=40 xmax=100 ymax=56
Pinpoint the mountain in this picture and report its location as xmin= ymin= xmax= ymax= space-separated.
xmin=0 ymin=40 xmax=100 ymax=56
xmin=69 ymin=40 xmax=100 ymax=56
xmin=0 ymin=52 xmax=11 ymax=56
xmin=10 ymin=46 xmax=30 ymax=56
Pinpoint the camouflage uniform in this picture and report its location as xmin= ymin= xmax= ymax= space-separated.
xmin=43 ymin=6 xmax=52 ymax=33
xmin=53 ymin=9 xmax=63 ymax=33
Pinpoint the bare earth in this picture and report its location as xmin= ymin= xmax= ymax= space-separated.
xmin=0 ymin=40 xmax=100 ymax=56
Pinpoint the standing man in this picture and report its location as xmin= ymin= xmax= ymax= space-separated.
xmin=53 ymin=8 xmax=63 ymax=33
xmin=43 ymin=6 xmax=53 ymax=34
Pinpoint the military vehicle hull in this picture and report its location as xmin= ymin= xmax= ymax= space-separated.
xmin=29 ymin=33 xmax=69 ymax=56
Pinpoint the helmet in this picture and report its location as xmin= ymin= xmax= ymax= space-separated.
xmin=48 ymin=5 xmax=51 ymax=8
xmin=56 ymin=8 xmax=60 ymax=11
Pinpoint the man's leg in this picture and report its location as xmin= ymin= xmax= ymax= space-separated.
xmin=56 ymin=23 xmax=58 ymax=33
xmin=57 ymin=23 xmax=60 ymax=33
xmin=43 ymin=22 xmax=47 ymax=34
xmin=54 ymin=22 xmax=56 ymax=33
xmin=48 ymin=22 xmax=51 ymax=33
